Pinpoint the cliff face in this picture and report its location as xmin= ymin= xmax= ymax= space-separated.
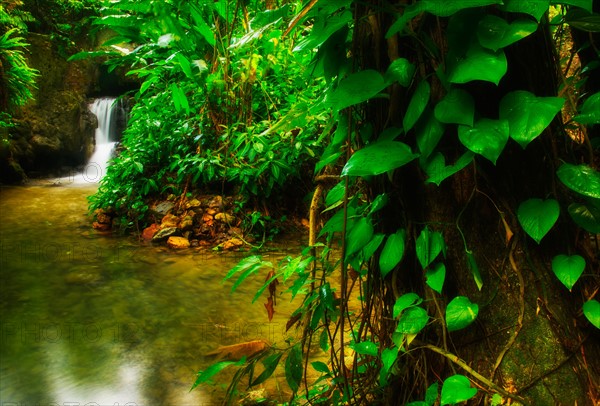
xmin=1 ymin=33 xmax=98 ymax=183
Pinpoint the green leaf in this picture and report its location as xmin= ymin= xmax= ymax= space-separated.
xmin=499 ymin=91 xmax=564 ymax=148
xmin=352 ymin=340 xmax=379 ymax=357
xmin=466 ymin=250 xmax=483 ymax=291
xmin=379 ymin=229 xmax=407 ymax=278
xmin=345 ymin=217 xmax=374 ymax=258
xmin=564 ymin=8 xmax=600 ymax=32
xmin=426 ymin=382 xmax=440 ymax=405
xmin=568 ymin=202 xmax=600 ymax=233
xmin=458 ymin=119 xmax=510 ymax=164
xmin=397 ymin=306 xmax=429 ymax=334
xmin=500 ymin=0 xmax=550 ymax=22
xmin=191 ymin=358 xmax=246 ymax=390
xmin=477 ymin=16 xmax=538 ymax=52
xmin=573 ymin=92 xmax=600 ymax=124
xmin=312 ymin=361 xmax=330 ymax=374
xmin=434 ymin=88 xmax=475 ymax=127
xmin=446 ymin=296 xmax=479 ymax=332
xmin=416 ymin=227 xmax=446 ymax=269
xmin=224 ymin=256 xmax=272 ymax=293
xmin=379 ymin=347 xmax=399 ymax=386
xmin=385 ymin=58 xmax=416 ymax=87
xmin=416 ymin=110 xmax=446 ymax=160
xmin=517 ymin=198 xmax=560 ymax=244
xmin=404 ymin=81 xmax=431 ymax=133
xmin=423 ymin=151 xmax=475 ymax=186
xmin=551 ymin=254 xmax=586 ymax=291
xmin=583 ymin=300 xmax=600 ymax=329
xmin=552 ymin=0 xmax=593 ymax=13
xmin=362 ymin=233 xmax=385 ymax=263
xmin=325 ymin=70 xmax=387 ymax=112
xmin=285 ymin=344 xmax=303 ymax=392
xmin=251 ymin=352 xmax=283 ymax=386
xmin=294 ymin=10 xmax=352 ymax=51
xmin=393 ymin=293 xmax=422 ymax=318
xmin=441 ymin=374 xmax=477 ymax=405
xmin=447 ymin=44 xmax=507 ymax=85
xmin=425 ymin=263 xmax=446 ymax=294
xmin=341 ymin=141 xmax=418 ymax=177
xmin=557 ymin=163 xmax=600 ymax=199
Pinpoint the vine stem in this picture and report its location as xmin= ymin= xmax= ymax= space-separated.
xmin=417 ymin=342 xmax=529 ymax=405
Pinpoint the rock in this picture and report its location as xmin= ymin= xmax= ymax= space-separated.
xmin=215 ymin=213 xmax=235 ymax=223
xmin=151 ymin=227 xmax=180 ymax=242
xmin=221 ymin=237 xmax=244 ymax=250
xmin=202 ymin=213 xmax=214 ymax=226
xmin=160 ymin=213 xmax=179 ymax=228
xmin=65 ymin=271 xmax=101 ymax=285
xmin=151 ymin=201 xmax=175 ymax=217
xmin=180 ymin=215 xmax=194 ymax=231
xmin=239 ymin=388 xmax=270 ymax=406
xmin=205 ymin=208 xmax=217 ymax=216
xmin=208 ymin=195 xmax=223 ymax=208
xmin=92 ymin=221 xmax=110 ymax=231
xmin=227 ymin=227 xmax=243 ymax=236
xmin=185 ymin=198 xmax=202 ymax=209
xmin=167 ymin=236 xmax=190 ymax=249
xmin=96 ymin=212 xmax=112 ymax=224
xmin=142 ymin=224 xmax=160 ymax=240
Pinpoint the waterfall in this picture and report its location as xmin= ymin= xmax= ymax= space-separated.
xmin=85 ymin=98 xmax=119 ymax=182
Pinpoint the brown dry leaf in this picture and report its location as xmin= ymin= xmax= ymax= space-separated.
xmin=501 ymin=214 xmax=513 ymax=246
xmin=205 ymin=339 xmax=269 ymax=361
xmin=264 ymin=296 xmax=275 ymax=322
xmin=286 ymin=312 xmax=302 ymax=332
xmin=266 ymin=271 xmax=279 ymax=304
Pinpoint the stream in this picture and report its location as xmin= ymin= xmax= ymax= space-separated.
xmin=0 ymin=182 xmax=306 ymax=405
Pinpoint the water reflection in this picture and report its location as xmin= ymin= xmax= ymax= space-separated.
xmin=0 ymin=185 xmax=305 ymax=404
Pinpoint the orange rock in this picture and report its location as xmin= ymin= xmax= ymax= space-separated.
xmin=161 ymin=213 xmax=179 ymax=228
xmin=167 ymin=236 xmax=190 ymax=249
xmin=142 ymin=224 xmax=160 ymax=240
xmin=92 ymin=221 xmax=110 ymax=231
xmin=222 ymin=237 xmax=243 ymax=250
xmin=96 ymin=212 xmax=112 ymax=224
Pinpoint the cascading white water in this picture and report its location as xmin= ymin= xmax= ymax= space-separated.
xmin=85 ymin=98 xmax=119 ymax=182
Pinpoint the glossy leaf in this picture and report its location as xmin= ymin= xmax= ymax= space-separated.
xmin=423 ymin=151 xmax=475 ymax=186
xmin=573 ymin=92 xmax=600 ymax=124
xmin=285 ymin=344 xmax=303 ymax=392
xmin=568 ymin=202 xmax=600 ymax=233
xmin=517 ymin=198 xmax=560 ymax=244
xmin=341 ymin=141 xmax=418 ymax=177
xmin=294 ymin=10 xmax=352 ymax=51
xmin=557 ymin=163 xmax=600 ymax=199
xmin=446 ymin=296 xmax=479 ymax=332
xmin=441 ymin=374 xmax=477 ymax=405
xmin=565 ymin=8 xmax=600 ymax=32
xmin=499 ymin=91 xmax=564 ymax=148
xmin=353 ymin=340 xmax=379 ymax=357
xmin=416 ymin=227 xmax=446 ymax=269
xmin=466 ymin=250 xmax=483 ymax=291
xmin=345 ymin=217 xmax=374 ymax=258
xmin=458 ymin=119 xmax=510 ymax=164
xmin=393 ymin=293 xmax=422 ymax=318
xmin=325 ymin=69 xmax=387 ymax=112
xmin=397 ymin=306 xmax=429 ymax=334
xmin=362 ymin=233 xmax=385 ymax=263
xmin=552 ymin=0 xmax=593 ymax=12
xmin=551 ymin=255 xmax=585 ymax=291
xmin=251 ymin=352 xmax=283 ymax=386
xmin=380 ymin=347 xmax=399 ymax=385
xmin=434 ymin=88 xmax=475 ymax=127
xmin=312 ymin=361 xmax=330 ymax=374
xmin=404 ymin=81 xmax=431 ymax=133
xmin=477 ymin=16 xmax=538 ymax=52
xmin=416 ymin=110 xmax=446 ymax=160
xmin=380 ymin=229 xmax=407 ymax=277
xmin=425 ymin=263 xmax=446 ymax=294
xmin=385 ymin=58 xmax=415 ymax=87
xmin=191 ymin=358 xmax=246 ymax=390
xmin=583 ymin=300 xmax=600 ymax=329
xmin=447 ymin=44 xmax=507 ymax=85
xmin=501 ymin=0 xmax=550 ymax=22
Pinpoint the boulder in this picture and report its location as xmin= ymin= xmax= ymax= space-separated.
xmin=215 ymin=213 xmax=235 ymax=223
xmin=221 ymin=237 xmax=244 ymax=250
xmin=142 ymin=224 xmax=160 ymax=241
xmin=180 ymin=215 xmax=194 ymax=231
xmin=151 ymin=227 xmax=180 ymax=243
xmin=160 ymin=213 xmax=179 ymax=228
xmin=185 ymin=198 xmax=202 ymax=209
xmin=150 ymin=201 xmax=175 ymax=217
xmin=167 ymin=236 xmax=190 ymax=249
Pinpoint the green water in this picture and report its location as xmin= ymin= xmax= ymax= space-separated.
xmin=0 ymin=183 xmax=305 ymax=405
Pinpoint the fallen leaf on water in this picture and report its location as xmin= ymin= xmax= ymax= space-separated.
xmin=265 ymin=296 xmax=275 ymax=321
xmin=205 ymin=339 xmax=269 ymax=361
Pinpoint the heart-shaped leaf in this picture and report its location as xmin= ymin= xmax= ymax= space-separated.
xmin=345 ymin=217 xmax=374 ymax=258
xmin=325 ymin=69 xmax=387 ymax=112
xmin=342 ymin=141 xmax=418 ymax=177
xmin=380 ymin=229 xmax=407 ymax=278
xmin=416 ymin=227 xmax=446 ymax=269
xmin=446 ymin=296 xmax=479 ymax=332
xmin=434 ymin=88 xmax=475 ymax=126
xmin=557 ymin=163 xmax=600 ymax=199
xmin=404 ymin=80 xmax=431 ymax=133
xmin=500 ymin=0 xmax=550 ymax=22
xmin=517 ymin=198 xmax=560 ymax=244
xmin=441 ymin=375 xmax=477 ymax=405
xmin=499 ymin=90 xmax=564 ymax=149
xmin=352 ymin=340 xmax=379 ymax=357
xmin=552 ymin=254 xmax=586 ymax=291
xmin=423 ymin=151 xmax=475 ymax=186
xmin=425 ymin=262 xmax=446 ymax=294
xmin=447 ymin=44 xmax=507 ymax=85
xmin=477 ymin=15 xmax=538 ymax=51
xmin=397 ymin=306 xmax=429 ymax=334
xmin=573 ymin=92 xmax=600 ymax=124
xmin=458 ymin=119 xmax=510 ymax=164
xmin=393 ymin=293 xmax=422 ymax=318
xmin=416 ymin=109 xmax=446 ymax=160
xmin=568 ymin=202 xmax=600 ymax=233
xmin=555 ymin=0 xmax=593 ymax=13
xmin=385 ymin=58 xmax=415 ymax=87
xmin=583 ymin=299 xmax=600 ymax=329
